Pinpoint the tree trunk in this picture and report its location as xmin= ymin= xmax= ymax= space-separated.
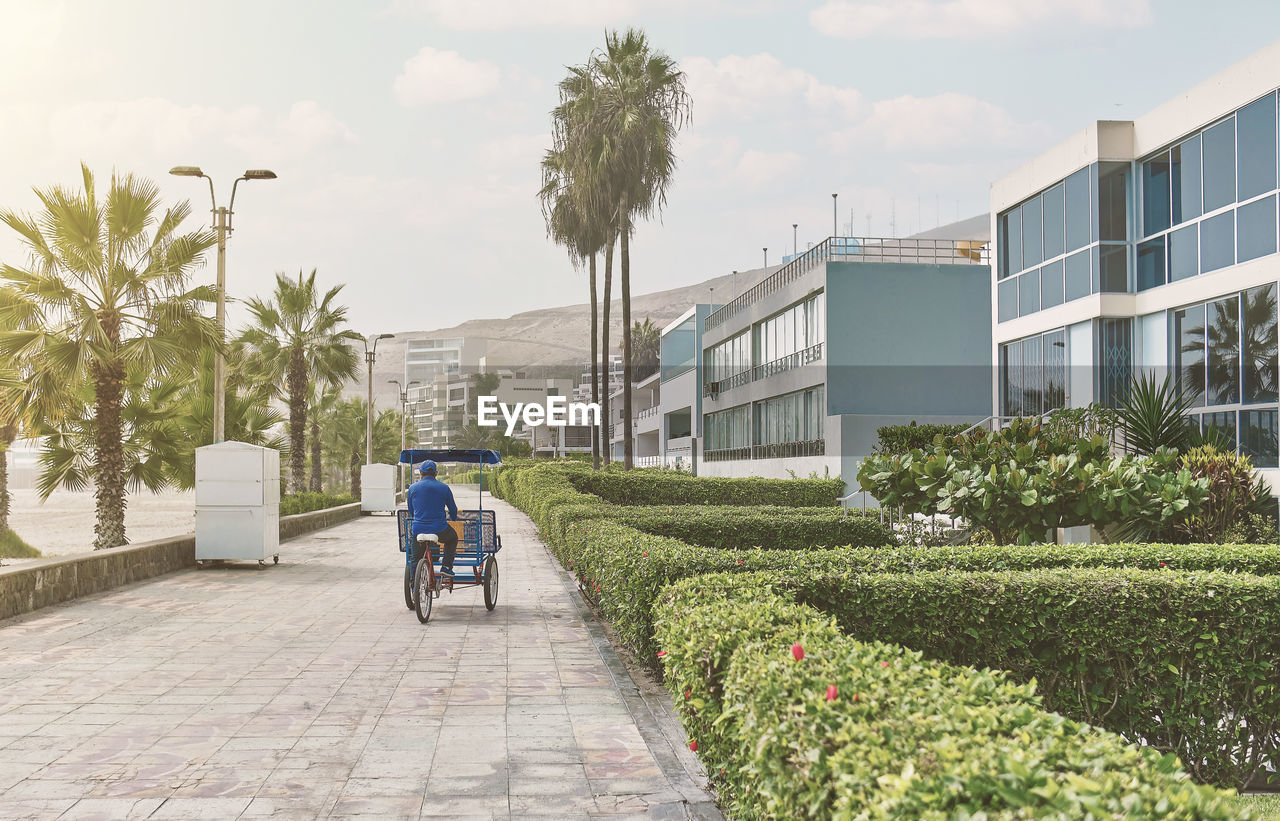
xmin=349 ymin=449 xmax=361 ymax=498
xmin=0 ymin=423 xmax=14 ymax=534
xmin=309 ymin=413 xmax=322 ymax=493
xmin=286 ymin=345 xmax=308 ymax=493
xmin=589 ymin=253 xmax=600 ymax=471
xmin=92 ymin=315 xmax=127 ymax=549
xmin=620 ymin=193 xmax=633 ymax=471
xmin=601 ymin=239 xmax=614 ymax=465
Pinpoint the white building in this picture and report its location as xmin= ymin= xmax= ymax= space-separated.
xmin=991 ymin=39 xmax=1280 ymax=490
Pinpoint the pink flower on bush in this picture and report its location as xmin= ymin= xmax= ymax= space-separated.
xmin=792 ymin=643 xmax=805 ymax=661
xmin=825 ymin=685 xmax=838 ymax=702
xmin=657 ymin=650 xmax=667 ymax=658
xmin=879 ymin=660 xmax=890 ymax=668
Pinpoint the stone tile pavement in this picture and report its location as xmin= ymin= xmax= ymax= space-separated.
xmin=0 ymin=493 xmax=722 ymax=820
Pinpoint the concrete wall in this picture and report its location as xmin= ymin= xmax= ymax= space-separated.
xmin=0 ymin=502 xmax=361 ymax=622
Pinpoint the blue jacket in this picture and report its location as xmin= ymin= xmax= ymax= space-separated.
xmin=407 ymin=476 xmax=458 ymax=534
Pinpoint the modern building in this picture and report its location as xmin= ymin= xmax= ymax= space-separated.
xmin=658 ymin=305 xmax=715 ymax=472
xmin=991 ymin=39 xmax=1280 ymax=488
xmin=405 ymin=372 xmax=586 ymax=453
xmin=607 ymin=372 xmax=661 ymax=465
xmin=403 ymin=337 xmax=485 ymax=387
xmin=697 ymin=234 xmax=992 ymax=490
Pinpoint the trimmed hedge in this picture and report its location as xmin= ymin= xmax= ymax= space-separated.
xmin=656 ymin=574 xmax=1245 ymax=819
xmin=874 ymin=422 xmax=968 ymax=454
xmin=792 ymin=569 xmax=1280 ymax=788
xmin=567 ymin=469 xmax=844 ymax=507
xmin=603 ymin=505 xmax=894 ymax=550
xmin=280 ymin=492 xmax=355 ymax=516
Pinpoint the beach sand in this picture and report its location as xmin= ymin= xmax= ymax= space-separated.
xmin=7 ymin=488 xmax=195 ymax=558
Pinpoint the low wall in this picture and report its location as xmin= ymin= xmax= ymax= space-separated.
xmin=0 ymin=502 xmax=362 ymax=622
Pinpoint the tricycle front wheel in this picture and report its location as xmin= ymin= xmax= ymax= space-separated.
xmin=414 ymin=560 xmax=434 ymax=624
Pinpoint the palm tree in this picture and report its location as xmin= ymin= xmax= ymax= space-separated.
xmin=0 ymin=165 xmax=217 ymax=548
xmin=540 ymin=146 xmax=613 ymax=469
xmin=558 ymin=29 xmax=690 ymax=469
xmin=237 ymin=270 xmax=361 ymax=493
xmin=322 ymin=398 xmax=399 ymax=496
xmin=631 ymin=318 xmax=660 ymax=381
xmin=308 ymin=382 xmax=341 ymax=492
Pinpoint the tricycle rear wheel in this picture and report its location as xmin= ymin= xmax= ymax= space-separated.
xmin=483 ymin=556 xmax=499 ymax=611
xmin=404 ymin=564 xmax=415 ymax=610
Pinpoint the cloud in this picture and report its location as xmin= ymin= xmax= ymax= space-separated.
xmin=382 ymin=0 xmax=745 ymax=30
xmin=475 ymin=133 xmax=551 ymax=172
xmin=681 ymin=54 xmax=861 ymax=123
xmin=394 ymin=47 xmax=501 ymax=106
xmin=732 ymin=149 xmax=804 ymax=189
xmin=826 ymin=92 xmax=1050 ymax=153
xmin=811 ymin=0 xmax=1153 ymax=39
xmin=40 ymin=98 xmax=357 ymax=163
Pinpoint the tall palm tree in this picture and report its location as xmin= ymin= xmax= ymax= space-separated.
xmin=631 ymin=318 xmax=660 ymax=381
xmin=0 ymin=164 xmax=217 ymax=548
xmin=309 ymin=382 xmax=341 ymax=492
xmin=238 ymin=270 xmax=361 ymax=493
xmin=558 ymin=29 xmax=690 ymax=469
xmin=322 ymin=398 xmax=398 ymax=496
xmin=540 ymin=146 xmax=613 ymax=469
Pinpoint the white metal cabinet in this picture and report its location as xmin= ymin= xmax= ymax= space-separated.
xmin=195 ymin=442 xmax=281 ymax=564
xmin=361 ymin=463 xmax=396 ymax=512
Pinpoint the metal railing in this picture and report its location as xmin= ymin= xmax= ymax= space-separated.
xmin=704 ymin=446 xmax=751 ymax=462
xmin=706 ymin=235 xmax=990 ymax=331
xmin=753 ymin=342 xmax=824 ymax=382
xmin=637 ymin=406 xmax=659 ymax=420
xmin=752 ymin=439 xmax=825 ymax=459
xmin=702 ymin=368 xmax=752 ymax=398
xmin=635 ymin=455 xmax=662 ymax=468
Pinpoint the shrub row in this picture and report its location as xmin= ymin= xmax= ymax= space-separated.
xmin=791 ymin=569 xmax=1280 ymax=788
xmin=655 ymin=573 xmax=1245 ymax=819
xmin=874 ymin=422 xmax=968 ymax=454
xmin=566 ymin=468 xmax=844 ymax=507
xmin=280 ymin=491 xmax=354 ymax=516
xmin=498 ymin=461 xmax=1280 ymax=787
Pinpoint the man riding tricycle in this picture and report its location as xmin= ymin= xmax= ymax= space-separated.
xmin=397 ymin=448 xmax=502 ymax=624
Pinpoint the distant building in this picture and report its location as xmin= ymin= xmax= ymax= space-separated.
xmin=403 ymin=337 xmax=486 ymax=386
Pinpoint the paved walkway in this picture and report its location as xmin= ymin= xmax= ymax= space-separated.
xmin=0 ymin=494 xmax=721 ymax=820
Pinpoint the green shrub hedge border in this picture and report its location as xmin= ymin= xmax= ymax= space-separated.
xmin=656 ymin=573 xmax=1245 ymax=819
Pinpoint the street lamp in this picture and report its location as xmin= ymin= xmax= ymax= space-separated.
xmin=361 ymin=334 xmax=394 ymax=463
xmin=388 ymin=378 xmax=420 ymax=491
xmin=792 ymin=224 xmax=798 ymax=257
xmin=831 ymin=193 xmax=838 ymax=238
xmin=169 ymin=165 xmax=277 ymax=444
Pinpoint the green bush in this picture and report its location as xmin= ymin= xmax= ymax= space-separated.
xmin=874 ymin=422 xmax=968 ymax=454
xmin=859 ymin=418 xmax=1209 ymax=543
xmin=791 ymin=568 xmax=1280 ymax=788
xmin=609 ymin=505 xmax=894 ymax=550
xmin=656 ymin=574 xmax=1246 ymax=819
xmin=280 ymin=492 xmax=355 ymax=516
xmin=0 ymin=528 xmax=40 ymax=558
xmin=568 ymin=469 xmax=844 ymax=507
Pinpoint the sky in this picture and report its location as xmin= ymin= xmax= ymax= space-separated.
xmin=1 ymin=0 xmax=1279 ymax=336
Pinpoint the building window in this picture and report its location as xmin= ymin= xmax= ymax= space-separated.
xmin=1243 ymin=283 xmax=1279 ymax=405
xmin=999 ymin=330 xmax=1066 ymax=417
xmin=1169 ymin=223 xmax=1199 ymax=281
xmin=1064 ymin=249 xmax=1091 ymax=302
xmin=1171 ymin=135 xmax=1203 ymax=225
xmin=1237 ymin=92 xmax=1278 ymax=202
xmin=1097 ymin=318 xmax=1133 ymax=408
xmin=1238 ymin=194 xmax=1278 ymax=263
xmin=1097 ymin=163 xmax=1129 ymax=242
xmin=666 ymin=408 xmax=692 ymax=440
xmin=705 ymin=405 xmax=748 ymax=453
xmin=753 ymin=386 xmax=824 ymax=448
xmin=1200 ymin=210 xmax=1235 ymax=273
xmin=1136 ymin=236 xmax=1166 ymax=291
xmin=1202 ymin=118 xmax=1237 ymax=213
xmin=754 ymin=292 xmax=825 ymax=367
xmin=1018 ymin=269 xmax=1040 ymax=316
xmin=705 ymin=331 xmax=750 ymax=386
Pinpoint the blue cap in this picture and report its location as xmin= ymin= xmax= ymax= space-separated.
xmin=418 ymin=460 xmax=437 ymax=475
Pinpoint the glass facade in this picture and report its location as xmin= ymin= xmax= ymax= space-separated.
xmin=1137 ymin=91 xmax=1280 ymax=287
xmin=753 ymin=386 xmax=825 ymax=447
xmin=705 ymin=405 xmax=749 ymax=451
xmin=754 ymin=292 xmax=825 ymax=366
xmin=1169 ymin=284 xmax=1279 ymax=466
xmin=660 ymin=315 xmax=697 ymax=382
xmin=999 ymin=329 xmax=1067 ymax=417
xmin=705 ymin=331 xmax=750 ymax=384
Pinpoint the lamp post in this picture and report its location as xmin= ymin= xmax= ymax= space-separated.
xmin=170 ymin=166 xmax=277 ymax=444
xmin=763 ymin=247 xmax=768 ymax=270
xmin=831 ymin=194 xmax=838 ymax=238
xmin=362 ymin=334 xmax=394 ymax=464
xmin=388 ymin=378 xmax=419 ymax=491
xmin=792 ymin=224 xmax=798 ymax=257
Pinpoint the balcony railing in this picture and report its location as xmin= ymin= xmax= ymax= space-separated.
xmin=637 ymin=406 xmax=659 ymax=420
xmin=706 ymin=235 xmax=989 ymax=331
xmin=703 ymin=343 xmax=825 ymax=399
xmin=753 ymin=342 xmax=824 ymax=382
xmin=635 ymin=455 xmax=662 ymax=468
xmin=704 ymin=446 xmax=751 ymax=462
xmin=752 ymin=439 xmax=825 ymax=460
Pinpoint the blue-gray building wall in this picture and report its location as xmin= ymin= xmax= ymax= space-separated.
xmin=825 ymin=261 xmax=992 ymax=418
